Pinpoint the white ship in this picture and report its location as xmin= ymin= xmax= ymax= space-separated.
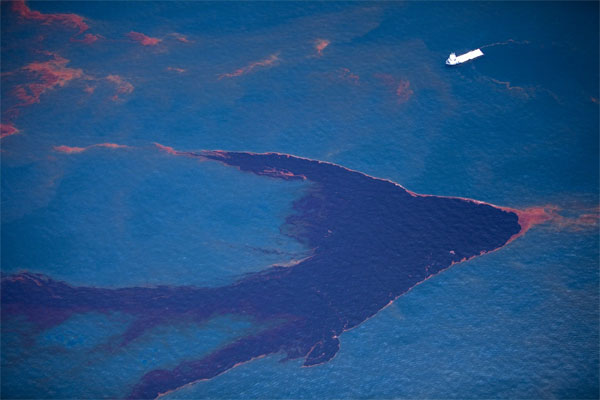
xmin=446 ymin=49 xmax=484 ymax=65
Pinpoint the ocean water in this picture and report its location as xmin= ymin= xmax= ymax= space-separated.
xmin=1 ymin=1 xmax=598 ymax=399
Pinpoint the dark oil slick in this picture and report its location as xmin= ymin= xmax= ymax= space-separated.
xmin=3 ymin=150 xmax=530 ymax=399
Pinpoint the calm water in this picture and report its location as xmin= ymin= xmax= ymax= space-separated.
xmin=1 ymin=1 xmax=598 ymax=398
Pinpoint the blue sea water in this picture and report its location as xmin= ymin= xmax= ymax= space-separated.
xmin=1 ymin=1 xmax=598 ymax=398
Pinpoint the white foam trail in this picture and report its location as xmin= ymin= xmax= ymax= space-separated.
xmin=480 ymin=39 xmax=530 ymax=49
